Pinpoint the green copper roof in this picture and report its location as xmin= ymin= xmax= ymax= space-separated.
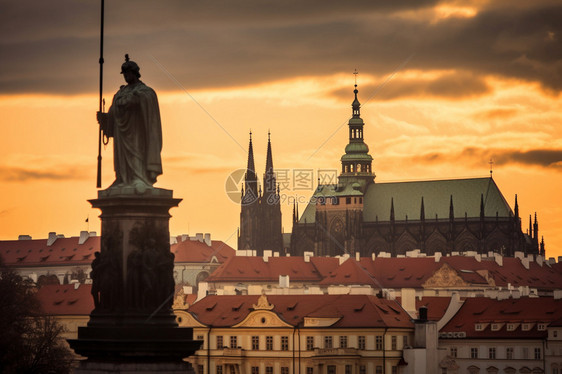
xmin=297 ymin=177 xmax=513 ymax=224
xmin=363 ymin=177 xmax=512 ymax=222
xmin=344 ymin=142 xmax=370 ymax=154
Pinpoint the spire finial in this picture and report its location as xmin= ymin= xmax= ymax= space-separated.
xmin=354 ymin=68 xmax=358 ymax=87
xmin=489 ymin=158 xmax=494 ymax=177
xmin=268 ymin=129 xmax=271 ymax=142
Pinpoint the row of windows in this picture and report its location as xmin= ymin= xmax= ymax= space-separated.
xmin=215 ymin=335 xmax=407 ymax=351
xmin=317 ymin=196 xmax=363 ymax=206
xmin=204 ymin=364 xmax=400 ymax=374
xmin=343 ymin=163 xmax=371 ymax=173
xmin=450 ymin=346 xmax=542 ymax=360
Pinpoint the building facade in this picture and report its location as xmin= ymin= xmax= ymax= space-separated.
xmin=177 ymin=294 xmax=414 ymax=374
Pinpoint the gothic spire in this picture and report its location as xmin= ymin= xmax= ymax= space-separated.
xmin=263 ymin=131 xmax=276 ymax=195
xmin=420 ymin=196 xmax=425 ymax=221
xmin=244 ymin=131 xmax=258 ymax=199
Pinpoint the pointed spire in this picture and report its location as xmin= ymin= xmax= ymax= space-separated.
xmin=514 ymin=194 xmax=519 ymax=218
xmin=480 ymin=194 xmax=485 ymax=219
xmin=390 ymin=198 xmax=395 ymax=221
xmin=263 ymin=131 xmax=276 ymax=195
xmin=247 ymin=130 xmax=256 ymax=173
xmin=243 ymin=131 xmax=258 ymax=202
xmin=293 ymin=200 xmax=296 ymax=222
xmin=420 ymin=196 xmax=425 ymax=221
xmin=529 ymin=215 xmax=533 ymax=239
xmin=533 ymin=212 xmax=539 ymax=239
xmin=352 ymin=72 xmax=361 ymax=118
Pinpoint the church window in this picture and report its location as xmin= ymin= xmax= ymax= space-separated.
xmin=350 ymin=164 xmax=354 ymax=172
xmin=357 ymin=164 xmax=362 ymax=172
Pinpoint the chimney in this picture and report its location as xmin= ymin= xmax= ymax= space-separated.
xmin=195 ymin=233 xmax=204 ymax=242
xmin=79 ymin=231 xmax=90 ymax=245
xmin=494 ymin=253 xmax=503 ymax=266
xmin=204 ymin=233 xmax=211 ymax=246
xmin=419 ymin=306 xmax=428 ymax=322
xmin=47 ymin=232 xmax=58 ymax=246
xmin=434 ymin=252 xmax=442 ymax=263
xmin=304 ymin=251 xmax=313 ymax=263
xmin=18 ymin=235 xmax=32 ymax=240
xmin=263 ymin=250 xmax=272 ymax=263
xmin=279 ymin=275 xmax=290 ymax=288
xmin=355 ymin=252 xmax=360 ymax=261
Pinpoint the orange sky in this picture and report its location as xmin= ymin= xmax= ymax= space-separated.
xmin=1 ymin=1 xmax=561 ymax=258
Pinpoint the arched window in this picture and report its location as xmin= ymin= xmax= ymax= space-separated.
xmin=357 ymin=164 xmax=362 ymax=172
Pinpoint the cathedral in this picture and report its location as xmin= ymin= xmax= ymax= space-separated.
xmin=237 ymin=132 xmax=283 ymax=255
xmin=239 ymin=84 xmax=544 ymax=258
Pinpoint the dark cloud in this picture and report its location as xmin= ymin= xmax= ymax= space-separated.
xmin=0 ymin=165 xmax=91 ymax=182
xmin=1 ymin=0 xmax=561 ymax=95
xmin=329 ymin=71 xmax=490 ymax=101
xmin=415 ymin=147 xmax=562 ymax=170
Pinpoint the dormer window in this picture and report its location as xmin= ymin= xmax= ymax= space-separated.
xmin=475 ymin=323 xmax=484 ymax=331
xmin=537 ymin=323 xmax=547 ymax=331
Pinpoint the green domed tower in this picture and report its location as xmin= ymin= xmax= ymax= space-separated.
xmin=338 ymin=84 xmax=375 ymax=192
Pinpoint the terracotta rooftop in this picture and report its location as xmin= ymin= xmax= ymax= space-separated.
xmin=440 ymin=297 xmax=562 ymax=338
xmin=188 ymin=294 xmax=414 ymax=329
xmin=206 ymin=256 xmax=339 ymax=283
xmin=0 ymin=233 xmax=234 ymax=267
xmin=35 ymin=284 xmax=94 ymax=316
xmin=172 ymin=239 xmax=234 ymax=263
xmin=0 ymin=235 xmax=99 ymax=267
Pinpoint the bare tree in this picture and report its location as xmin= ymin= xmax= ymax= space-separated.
xmin=0 ymin=259 xmax=74 ymax=374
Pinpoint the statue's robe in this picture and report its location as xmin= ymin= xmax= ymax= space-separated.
xmin=105 ymin=81 xmax=162 ymax=187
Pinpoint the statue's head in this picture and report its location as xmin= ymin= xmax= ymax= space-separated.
xmin=120 ymin=54 xmax=141 ymax=78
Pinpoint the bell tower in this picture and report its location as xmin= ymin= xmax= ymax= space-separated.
xmin=338 ymin=78 xmax=375 ymax=192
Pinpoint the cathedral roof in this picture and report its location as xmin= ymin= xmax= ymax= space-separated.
xmin=363 ymin=177 xmax=512 ymax=222
xmin=298 ymin=177 xmax=512 ymax=224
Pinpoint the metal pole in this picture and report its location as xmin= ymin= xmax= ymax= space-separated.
xmin=96 ymin=0 xmax=104 ymax=188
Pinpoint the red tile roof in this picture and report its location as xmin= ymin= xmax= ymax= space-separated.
xmin=0 ymin=235 xmax=234 ymax=267
xmin=416 ymin=297 xmax=453 ymax=321
xmin=35 ymin=284 xmax=94 ymax=316
xmin=188 ymin=294 xmax=414 ymax=329
xmin=172 ymin=239 xmax=234 ymax=263
xmin=0 ymin=236 xmax=99 ymax=267
xmin=206 ymin=256 xmax=339 ymax=283
xmin=440 ymin=297 xmax=562 ymax=338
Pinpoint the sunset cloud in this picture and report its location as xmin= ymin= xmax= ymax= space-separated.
xmin=414 ymin=147 xmax=562 ymax=170
xmin=1 ymin=0 xmax=561 ymax=95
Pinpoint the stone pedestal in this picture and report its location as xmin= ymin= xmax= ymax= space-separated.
xmin=68 ymin=188 xmax=201 ymax=373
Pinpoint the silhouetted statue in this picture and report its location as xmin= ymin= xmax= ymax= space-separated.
xmin=97 ymin=54 xmax=163 ymax=193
